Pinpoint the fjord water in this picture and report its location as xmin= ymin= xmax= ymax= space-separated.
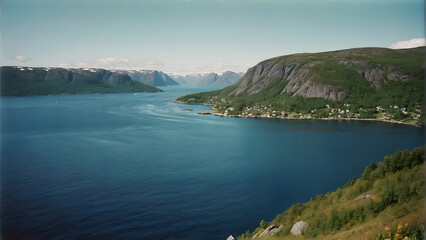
xmin=1 ymin=86 xmax=424 ymax=240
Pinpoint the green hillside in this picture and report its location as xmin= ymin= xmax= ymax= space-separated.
xmin=237 ymin=147 xmax=424 ymax=240
xmin=177 ymin=47 xmax=425 ymax=125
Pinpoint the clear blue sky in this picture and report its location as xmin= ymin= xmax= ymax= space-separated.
xmin=1 ymin=0 xmax=424 ymax=74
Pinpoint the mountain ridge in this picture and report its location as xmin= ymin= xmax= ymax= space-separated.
xmin=229 ymin=47 xmax=422 ymax=100
xmin=1 ymin=66 xmax=162 ymax=96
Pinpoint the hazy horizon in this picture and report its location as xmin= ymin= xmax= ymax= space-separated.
xmin=2 ymin=0 xmax=424 ymax=75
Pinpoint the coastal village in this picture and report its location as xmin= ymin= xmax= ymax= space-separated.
xmin=190 ymin=97 xmax=423 ymax=126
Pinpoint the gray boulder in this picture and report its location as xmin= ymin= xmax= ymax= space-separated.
xmin=290 ymin=221 xmax=308 ymax=235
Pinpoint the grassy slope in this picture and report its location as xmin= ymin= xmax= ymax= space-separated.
xmin=176 ymin=47 xmax=424 ymax=124
xmin=238 ymin=147 xmax=424 ymax=240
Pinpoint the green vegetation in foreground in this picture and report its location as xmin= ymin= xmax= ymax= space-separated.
xmin=176 ymin=48 xmax=424 ymax=125
xmin=237 ymin=147 xmax=424 ymax=240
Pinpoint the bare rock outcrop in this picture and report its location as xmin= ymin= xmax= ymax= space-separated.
xmin=255 ymin=224 xmax=283 ymax=238
xmin=233 ymin=60 xmax=346 ymax=101
xmin=355 ymin=193 xmax=371 ymax=200
xmin=339 ymin=60 xmax=411 ymax=89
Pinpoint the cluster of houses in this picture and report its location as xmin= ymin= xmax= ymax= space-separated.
xmin=209 ymin=97 xmax=421 ymax=122
xmin=375 ymin=105 xmax=421 ymax=120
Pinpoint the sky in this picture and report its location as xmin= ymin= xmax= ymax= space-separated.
xmin=1 ymin=0 xmax=424 ymax=75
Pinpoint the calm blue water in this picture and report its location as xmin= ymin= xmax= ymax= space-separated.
xmin=1 ymin=86 xmax=424 ymax=240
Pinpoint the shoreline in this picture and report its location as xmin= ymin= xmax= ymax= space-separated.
xmin=2 ymin=90 xmax=163 ymax=98
xmin=204 ymin=112 xmax=422 ymax=128
xmin=169 ymin=100 xmax=213 ymax=106
xmin=171 ymin=100 xmax=422 ymax=128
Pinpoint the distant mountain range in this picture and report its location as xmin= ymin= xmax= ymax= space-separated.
xmin=0 ymin=66 xmax=246 ymax=96
xmin=119 ymin=70 xmax=179 ymax=86
xmin=1 ymin=67 xmax=162 ymax=96
xmin=171 ymin=71 xmax=243 ymax=87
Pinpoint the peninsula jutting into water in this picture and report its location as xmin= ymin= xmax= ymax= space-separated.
xmin=177 ymin=47 xmax=424 ymax=127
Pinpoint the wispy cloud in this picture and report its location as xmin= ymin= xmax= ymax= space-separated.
xmin=11 ymin=55 xmax=31 ymax=62
xmin=58 ymin=58 xmax=161 ymax=70
xmin=389 ymin=38 xmax=425 ymax=49
xmin=96 ymin=57 xmax=130 ymax=67
xmin=58 ymin=57 xmax=249 ymax=75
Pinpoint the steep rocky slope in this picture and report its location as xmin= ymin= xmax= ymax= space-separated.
xmin=229 ymin=47 xmax=423 ymax=101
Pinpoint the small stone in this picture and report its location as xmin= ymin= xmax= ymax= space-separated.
xmin=226 ymin=235 xmax=235 ymax=240
xmin=355 ymin=193 xmax=371 ymax=200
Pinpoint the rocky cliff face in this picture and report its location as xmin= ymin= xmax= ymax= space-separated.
xmin=233 ymin=61 xmax=345 ymax=101
xmin=123 ymin=70 xmax=179 ymax=86
xmin=228 ymin=47 xmax=421 ymax=101
xmin=338 ymin=60 xmax=410 ymax=89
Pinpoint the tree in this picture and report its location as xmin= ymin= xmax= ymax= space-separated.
xmin=362 ymin=162 xmax=377 ymax=180
xmin=409 ymin=147 xmax=424 ymax=167
xmin=380 ymin=181 xmax=397 ymax=206
xmin=260 ymin=220 xmax=268 ymax=229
